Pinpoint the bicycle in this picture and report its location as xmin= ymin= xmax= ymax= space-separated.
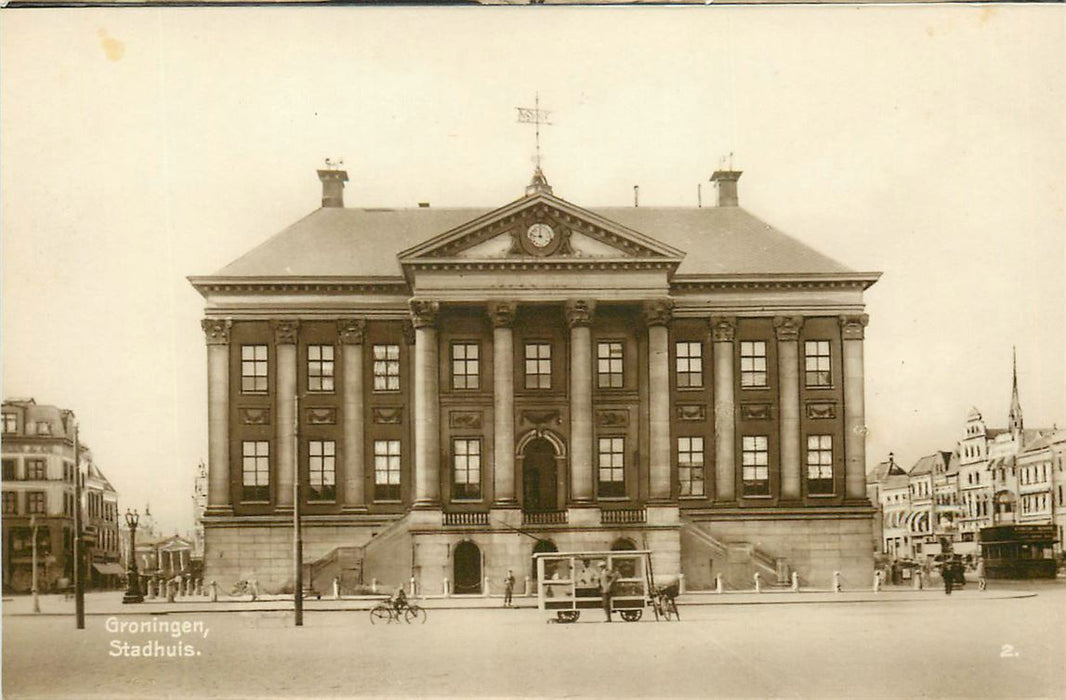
xmin=369 ymin=598 xmax=427 ymax=624
xmin=650 ymin=582 xmax=680 ymax=622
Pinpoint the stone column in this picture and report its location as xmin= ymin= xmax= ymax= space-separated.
xmin=840 ymin=315 xmax=870 ymax=501
xmin=774 ymin=316 xmax=804 ymax=502
xmin=490 ymin=301 xmax=518 ymax=507
xmin=566 ymin=299 xmax=595 ymax=504
xmin=273 ymin=320 xmax=299 ymax=509
xmin=338 ymin=319 xmax=366 ymax=510
xmin=202 ymin=319 xmax=232 ymax=511
xmin=644 ymin=300 xmax=674 ymax=501
xmin=411 ymin=300 xmax=441 ymax=508
xmin=711 ymin=317 xmax=737 ymax=503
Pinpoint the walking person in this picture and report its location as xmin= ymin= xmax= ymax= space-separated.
xmin=503 ymin=569 xmax=515 ymax=607
xmin=597 ymin=562 xmax=620 ymax=622
xmin=976 ymin=557 xmax=987 ymax=591
xmin=941 ymin=559 xmax=954 ymax=595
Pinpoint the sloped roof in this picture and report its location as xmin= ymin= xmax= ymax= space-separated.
xmin=867 ymin=459 xmax=907 ymax=484
xmin=209 ymin=202 xmax=859 ymax=279
xmin=909 ymin=454 xmax=937 ymax=476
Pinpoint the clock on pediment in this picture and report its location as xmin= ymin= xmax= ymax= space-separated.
xmin=512 ymin=218 xmax=570 ymax=256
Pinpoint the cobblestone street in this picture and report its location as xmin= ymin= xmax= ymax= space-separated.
xmin=4 ymin=581 xmax=1064 ymax=699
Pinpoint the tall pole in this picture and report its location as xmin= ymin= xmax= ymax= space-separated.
xmin=31 ymin=515 xmax=40 ymax=614
xmin=73 ymin=421 xmax=85 ymax=629
xmin=294 ymin=394 xmax=303 ymax=627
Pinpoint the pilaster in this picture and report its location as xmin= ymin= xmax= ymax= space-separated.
xmin=566 ymin=299 xmax=595 ymax=504
xmin=840 ymin=314 xmax=869 ymax=502
xmin=711 ymin=316 xmax=736 ymax=503
xmin=202 ymin=319 xmax=232 ymax=513
xmin=411 ymin=300 xmax=441 ymax=508
xmin=490 ymin=301 xmax=518 ymax=507
xmin=272 ymin=319 xmax=299 ymax=510
xmin=338 ymin=318 xmax=366 ymax=511
xmin=644 ymin=300 xmax=673 ymax=501
xmin=774 ymin=315 xmax=804 ymax=502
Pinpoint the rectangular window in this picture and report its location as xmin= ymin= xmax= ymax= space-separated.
xmin=2 ymin=492 xmax=16 ymax=514
xmin=241 ymin=441 xmax=270 ymax=502
xmin=740 ymin=341 xmax=768 ymax=388
xmin=806 ymin=435 xmax=834 ymax=495
xmin=524 ymin=343 xmax=552 ymax=389
xmin=373 ymin=440 xmax=401 ymax=501
xmin=451 ymin=343 xmax=480 ymax=390
xmin=452 ymin=439 xmax=482 ymax=500
xmin=35 ymin=421 xmax=51 ymax=435
xmin=675 ymin=342 xmax=703 ymax=388
xmin=597 ymin=342 xmax=624 ymax=389
xmin=307 ymin=345 xmax=335 ymax=392
xmin=597 ymin=437 xmax=626 ymax=498
xmin=2 ymin=413 xmax=16 ymax=433
xmin=26 ymin=459 xmax=46 ymax=481
xmin=2 ymin=459 xmax=15 ymax=481
xmin=241 ymin=345 xmax=268 ymax=394
xmin=373 ymin=344 xmax=401 ymax=391
xmin=308 ymin=440 xmax=336 ymax=501
xmin=804 ymin=341 xmax=832 ymax=387
xmin=742 ymin=436 xmax=770 ymax=496
xmin=678 ymin=437 xmax=705 ymax=497
xmin=26 ymin=491 xmax=46 ymax=514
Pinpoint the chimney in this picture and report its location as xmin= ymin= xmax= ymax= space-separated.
xmin=710 ymin=170 xmax=742 ymax=207
xmin=317 ymin=168 xmax=349 ymax=208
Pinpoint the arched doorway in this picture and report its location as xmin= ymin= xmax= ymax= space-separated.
xmin=454 ymin=541 xmax=482 ymax=594
xmin=611 ymin=537 xmax=638 ymax=551
xmin=522 ymin=438 xmax=558 ymax=512
xmin=532 ymin=539 xmax=558 ymax=583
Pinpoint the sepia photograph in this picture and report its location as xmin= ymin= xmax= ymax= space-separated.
xmin=1 ymin=5 xmax=1064 ymax=699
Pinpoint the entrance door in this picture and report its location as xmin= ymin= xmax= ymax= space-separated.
xmin=453 ymin=541 xmax=482 ymax=594
xmin=522 ymin=438 xmax=557 ymax=511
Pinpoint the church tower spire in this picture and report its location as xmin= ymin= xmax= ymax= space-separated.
xmin=1008 ymin=346 xmax=1023 ymax=436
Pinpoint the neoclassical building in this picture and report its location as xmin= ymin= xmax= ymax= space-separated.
xmin=189 ymin=166 xmax=880 ymax=593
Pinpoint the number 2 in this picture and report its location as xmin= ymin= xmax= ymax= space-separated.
xmin=1000 ymin=644 xmax=1019 ymax=658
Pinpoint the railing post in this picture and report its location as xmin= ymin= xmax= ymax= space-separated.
xmin=371 ymin=578 xmax=378 ymax=594
xmin=443 ymin=578 xmax=450 ymax=597
xmin=333 ymin=576 xmax=341 ymax=600
xmin=209 ymin=580 xmax=218 ymax=602
xmin=715 ymin=574 xmax=723 ymax=594
xmin=678 ymin=573 xmax=686 ymax=595
xmin=791 ymin=571 xmax=799 ymax=592
xmin=483 ymin=577 xmax=490 ymax=597
xmin=525 ymin=575 xmax=532 ymax=597
xmin=833 ymin=571 xmax=842 ymax=593
xmin=409 ymin=577 xmax=416 ymax=596
xmin=754 ymin=571 xmax=761 ymax=593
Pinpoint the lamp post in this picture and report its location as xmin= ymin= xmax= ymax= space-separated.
xmin=122 ymin=509 xmax=144 ymax=604
xmin=31 ymin=515 xmax=40 ymax=614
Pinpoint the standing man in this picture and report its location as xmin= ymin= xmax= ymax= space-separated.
xmin=941 ymin=558 xmax=954 ymax=595
xmin=598 ymin=562 xmax=620 ymax=622
xmin=503 ymin=569 xmax=516 ymax=607
xmin=976 ymin=556 xmax=987 ymax=591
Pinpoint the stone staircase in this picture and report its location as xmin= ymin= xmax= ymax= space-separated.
xmin=682 ymin=520 xmax=792 ymax=591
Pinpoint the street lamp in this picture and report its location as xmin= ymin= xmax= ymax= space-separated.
xmin=122 ymin=509 xmax=144 ymax=604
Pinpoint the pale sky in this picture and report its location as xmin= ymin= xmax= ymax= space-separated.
xmin=2 ymin=6 xmax=1064 ymax=534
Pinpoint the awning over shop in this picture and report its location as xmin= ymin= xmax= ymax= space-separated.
xmin=92 ymin=563 xmax=125 ymax=576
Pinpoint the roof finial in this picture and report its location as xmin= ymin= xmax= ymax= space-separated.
xmin=517 ymin=93 xmax=554 ymax=196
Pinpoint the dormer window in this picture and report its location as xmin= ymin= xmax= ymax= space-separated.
xmin=2 ymin=413 xmax=16 ymax=434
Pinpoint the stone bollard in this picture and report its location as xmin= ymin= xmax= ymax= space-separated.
xmin=754 ymin=572 xmax=761 ymax=593
xmin=715 ymin=574 xmax=723 ymax=594
xmin=678 ymin=574 xmax=686 ymax=595
xmin=251 ymin=580 xmax=259 ymax=601
xmin=914 ymin=570 xmax=923 ymax=590
xmin=179 ymin=579 xmax=187 ymax=597
xmin=333 ymin=577 xmax=341 ymax=600
xmin=196 ymin=579 xmax=203 ymax=596
xmin=483 ymin=577 xmax=490 ymax=598
xmin=371 ymin=578 xmax=378 ymax=594
xmin=210 ymin=580 xmax=218 ymax=603
xmin=833 ymin=571 xmax=842 ymax=593
xmin=525 ymin=576 xmax=532 ymax=597
xmin=409 ymin=577 xmax=416 ymax=597
xmin=443 ymin=578 xmax=451 ymax=597
xmin=791 ymin=571 xmax=799 ymax=592
xmin=146 ymin=579 xmax=155 ymax=599
xmin=873 ymin=571 xmax=882 ymax=593
xmin=166 ymin=580 xmax=176 ymax=603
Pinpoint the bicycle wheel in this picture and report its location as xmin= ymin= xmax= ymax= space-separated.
xmin=370 ymin=604 xmax=393 ymax=625
xmin=404 ymin=605 xmax=427 ymax=624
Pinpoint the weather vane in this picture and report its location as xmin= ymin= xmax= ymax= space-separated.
xmin=516 ymin=93 xmax=553 ymax=169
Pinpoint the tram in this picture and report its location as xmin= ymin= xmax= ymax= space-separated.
xmin=979 ymin=524 xmax=1059 ymax=579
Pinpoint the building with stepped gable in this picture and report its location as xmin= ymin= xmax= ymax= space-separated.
xmin=188 ymin=165 xmax=880 ymax=594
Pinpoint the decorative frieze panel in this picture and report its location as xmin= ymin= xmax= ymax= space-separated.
xmin=596 ymin=409 xmax=629 ymax=428
xmin=372 ymin=407 xmax=403 ymax=425
xmin=239 ymin=408 xmax=271 ymax=425
xmin=521 ymin=409 xmax=561 ymax=426
xmin=677 ymin=404 xmax=706 ymax=422
xmin=306 ymin=407 xmax=337 ymax=425
xmin=740 ymin=403 xmax=774 ymax=421
xmin=806 ymin=402 xmax=837 ymax=420
xmin=449 ymin=411 xmax=483 ymax=430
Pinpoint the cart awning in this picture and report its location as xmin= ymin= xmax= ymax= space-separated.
xmin=93 ymin=563 xmax=126 ymax=576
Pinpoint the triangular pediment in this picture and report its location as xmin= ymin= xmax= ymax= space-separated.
xmin=398 ymin=193 xmax=685 ymax=267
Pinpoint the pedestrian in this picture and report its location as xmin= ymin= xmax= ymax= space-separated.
xmin=597 ymin=562 xmax=620 ymax=622
xmin=976 ymin=557 xmax=987 ymax=591
xmin=942 ymin=560 xmax=953 ymax=595
xmin=503 ymin=569 xmax=515 ymax=607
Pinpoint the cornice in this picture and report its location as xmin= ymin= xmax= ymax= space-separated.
xmin=188 ymin=276 xmax=410 ymax=296
xmin=403 ymin=258 xmax=678 ymax=273
xmin=670 ymin=272 xmax=881 ymax=292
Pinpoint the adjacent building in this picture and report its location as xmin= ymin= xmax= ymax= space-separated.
xmin=189 ymin=164 xmax=880 ymax=593
xmin=1 ymin=398 xmax=123 ymax=592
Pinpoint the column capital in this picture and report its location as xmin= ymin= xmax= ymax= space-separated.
xmin=564 ymin=299 xmax=596 ymax=328
xmin=201 ymin=318 xmax=232 ymax=346
xmin=271 ymin=319 xmax=300 ymax=345
xmin=336 ymin=318 xmax=366 ymax=345
xmin=839 ymin=314 xmax=870 ymax=340
xmin=642 ymin=299 xmax=674 ymax=327
xmin=488 ymin=301 xmax=518 ymax=328
xmin=709 ymin=316 xmax=737 ymax=342
xmin=409 ymin=299 xmax=441 ymax=329
xmin=773 ymin=315 xmax=805 ymax=342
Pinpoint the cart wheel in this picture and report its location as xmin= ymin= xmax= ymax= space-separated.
xmin=620 ymin=609 xmax=642 ymax=622
xmin=404 ymin=605 xmax=427 ymax=624
xmin=557 ymin=610 xmax=580 ymax=623
xmin=370 ymin=604 xmax=393 ymax=625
